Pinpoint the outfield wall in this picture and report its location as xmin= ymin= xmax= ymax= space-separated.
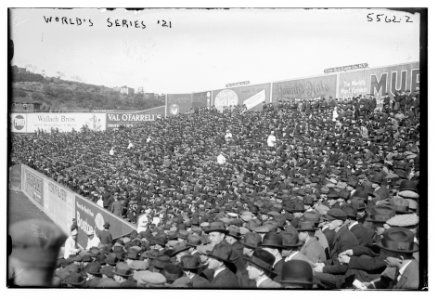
xmin=20 ymin=164 xmax=135 ymax=248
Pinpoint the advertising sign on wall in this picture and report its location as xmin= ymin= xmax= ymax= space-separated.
xmin=106 ymin=106 xmax=165 ymax=129
xmin=212 ymin=83 xmax=271 ymax=112
xmin=25 ymin=113 xmax=107 ymax=133
xmin=272 ymin=75 xmax=337 ymax=103
xmin=10 ymin=113 xmax=27 ymax=133
xmin=338 ymin=62 xmax=419 ymax=99
xmin=75 ymin=195 xmax=135 ymax=248
xmin=167 ymin=94 xmax=193 ymax=116
xmin=22 ymin=166 xmax=44 ymax=208
xmin=45 ymin=180 xmax=71 ymax=233
xmin=192 ymin=92 xmax=210 ymax=108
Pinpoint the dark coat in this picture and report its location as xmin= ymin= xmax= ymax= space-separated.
xmin=329 ymin=226 xmax=359 ymax=260
xmin=349 ymin=223 xmax=374 ymax=247
xmin=209 ymin=267 xmax=239 ymax=288
xmin=98 ymin=230 xmax=113 ymax=245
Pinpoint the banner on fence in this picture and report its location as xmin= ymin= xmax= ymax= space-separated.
xmin=212 ymin=83 xmax=271 ymax=112
xmin=106 ymin=106 xmax=165 ymax=129
xmin=21 ymin=166 xmax=44 ymax=208
xmin=25 ymin=113 xmax=107 ymax=133
xmin=272 ymin=75 xmax=337 ymax=103
xmin=338 ymin=62 xmax=419 ymax=99
xmin=75 ymin=195 xmax=135 ymax=248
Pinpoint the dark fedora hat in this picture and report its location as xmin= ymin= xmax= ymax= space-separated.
xmin=367 ymin=206 xmax=396 ymax=223
xmin=204 ymin=221 xmax=229 ymax=234
xmin=302 ymin=211 xmax=321 ymax=224
xmin=85 ymin=261 xmax=102 ymax=276
xmin=281 ymin=231 xmax=304 ymax=248
xmin=66 ymin=273 xmax=86 ymax=287
xmin=162 ymin=263 xmax=183 ymax=283
xmin=227 ymin=225 xmax=242 ymax=240
xmin=399 ymin=180 xmax=418 ymax=193
xmin=206 ymin=243 xmax=232 ymax=263
xmin=152 ymin=255 xmax=171 ymax=270
xmin=242 ymin=232 xmax=262 ymax=249
xmin=126 ymin=247 xmax=140 ymax=260
xmin=260 ymin=232 xmax=283 ymax=249
xmin=281 ymin=260 xmax=313 ymax=288
xmin=186 ymin=234 xmax=201 ymax=247
xmin=325 ymin=208 xmax=347 ymax=221
xmin=283 ymin=199 xmax=305 ymax=213
xmin=296 ymin=220 xmax=317 ymax=232
xmin=170 ymin=242 xmax=191 ymax=257
xmin=113 ymin=262 xmax=132 ymax=277
xmin=376 ymin=227 xmax=419 ymax=253
xmin=180 ymin=255 xmax=202 ymax=271
xmin=370 ymin=173 xmax=385 ymax=185
xmin=342 ymin=205 xmax=357 ymax=219
xmin=245 ymin=248 xmax=276 ymax=274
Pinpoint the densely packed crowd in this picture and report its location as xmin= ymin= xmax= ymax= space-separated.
xmin=9 ymin=90 xmax=423 ymax=289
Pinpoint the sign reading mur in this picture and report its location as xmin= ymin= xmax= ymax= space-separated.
xmin=338 ymin=62 xmax=419 ymax=99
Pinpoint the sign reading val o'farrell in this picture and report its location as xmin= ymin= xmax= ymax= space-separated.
xmin=106 ymin=106 xmax=165 ymax=129
xmin=22 ymin=167 xmax=44 ymax=207
xmin=75 ymin=195 xmax=135 ymax=248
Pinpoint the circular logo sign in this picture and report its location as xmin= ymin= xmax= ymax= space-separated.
xmin=94 ymin=213 xmax=105 ymax=231
xmin=13 ymin=115 xmax=25 ymax=131
xmin=169 ymin=104 xmax=180 ymax=115
xmin=214 ymin=89 xmax=239 ymax=112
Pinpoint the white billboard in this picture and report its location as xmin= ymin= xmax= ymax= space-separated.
xmin=24 ymin=113 xmax=106 ymax=132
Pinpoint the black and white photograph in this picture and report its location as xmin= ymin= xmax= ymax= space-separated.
xmin=5 ymin=3 xmax=429 ymax=294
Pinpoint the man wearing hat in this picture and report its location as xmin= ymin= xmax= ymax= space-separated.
xmin=297 ymin=220 xmax=327 ymax=264
xmin=343 ymin=205 xmax=374 ymax=247
xmin=86 ymin=228 xmax=101 ymax=250
xmin=126 ymin=246 xmax=148 ymax=271
xmin=204 ymin=221 xmax=231 ymax=250
xmin=260 ymin=232 xmax=284 ymax=276
xmin=9 ymin=219 xmax=67 ymax=287
xmin=113 ymin=262 xmax=136 ymax=287
xmin=64 ymin=227 xmax=81 ymax=259
xmin=205 ymin=243 xmax=239 ymax=288
xmin=84 ymin=261 xmax=103 ymax=287
xmin=280 ymin=230 xmax=315 ymax=267
xmin=98 ymin=222 xmax=113 ymax=247
xmin=172 ymin=255 xmax=210 ymax=288
xmin=370 ymin=173 xmax=390 ymax=202
xmin=313 ymin=208 xmax=359 ymax=288
xmin=246 ymin=248 xmax=281 ymax=288
xmin=367 ymin=228 xmax=419 ymax=289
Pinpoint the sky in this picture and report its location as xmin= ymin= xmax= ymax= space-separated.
xmin=10 ymin=7 xmax=421 ymax=94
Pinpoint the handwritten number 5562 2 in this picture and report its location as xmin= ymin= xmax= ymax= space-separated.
xmin=367 ymin=13 xmax=413 ymax=23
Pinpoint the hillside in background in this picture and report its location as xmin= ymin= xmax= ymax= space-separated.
xmin=10 ymin=66 xmax=165 ymax=112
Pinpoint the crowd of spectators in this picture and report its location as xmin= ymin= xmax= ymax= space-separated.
xmin=9 ymin=89 xmax=423 ymax=289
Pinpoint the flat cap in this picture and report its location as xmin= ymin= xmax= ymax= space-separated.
xmin=10 ymin=219 xmax=67 ymax=267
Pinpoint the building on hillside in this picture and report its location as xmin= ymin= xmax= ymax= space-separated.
xmin=120 ymin=85 xmax=135 ymax=95
xmin=12 ymin=102 xmax=41 ymax=112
